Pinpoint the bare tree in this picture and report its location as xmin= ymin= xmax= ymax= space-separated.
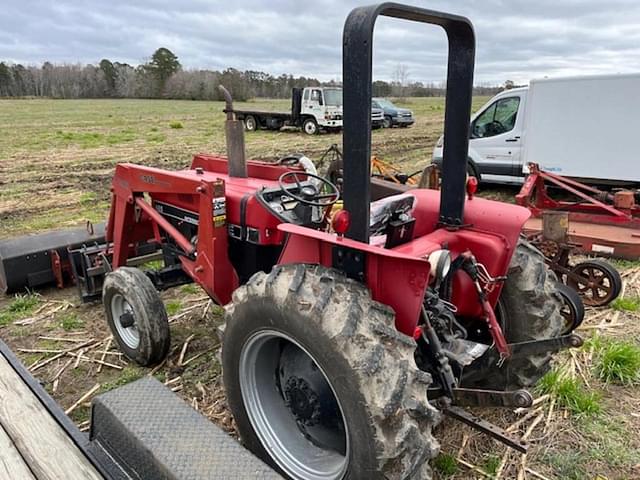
xmin=392 ymin=64 xmax=410 ymax=100
xmin=114 ymin=63 xmax=137 ymax=97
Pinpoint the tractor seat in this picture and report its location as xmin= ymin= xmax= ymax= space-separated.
xmin=369 ymin=194 xmax=417 ymax=248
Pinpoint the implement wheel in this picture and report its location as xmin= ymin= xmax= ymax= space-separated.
xmin=555 ymin=282 xmax=585 ymax=334
xmin=222 ymin=264 xmax=440 ymax=480
xmin=462 ymin=240 xmax=565 ymax=390
xmin=566 ymin=260 xmax=622 ymax=307
xmin=103 ymin=267 xmax=170 ymax=366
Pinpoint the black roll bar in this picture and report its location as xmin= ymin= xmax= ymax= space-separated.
xmin=342 ymin=2 xmax=475 ymax=242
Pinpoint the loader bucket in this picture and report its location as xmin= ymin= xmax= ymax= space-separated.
xmin=0 ymin=224 xmax=105 ymax=294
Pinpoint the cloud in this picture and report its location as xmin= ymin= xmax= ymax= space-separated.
xmin=1 ymin=0 xmax=639 ymax=84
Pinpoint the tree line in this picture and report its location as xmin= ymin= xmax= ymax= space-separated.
xmin=0 ymin=48 xmax=503 ymax=101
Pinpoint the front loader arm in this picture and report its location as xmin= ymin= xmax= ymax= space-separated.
xmin=108 ymin=163 xmax=238 ymax=304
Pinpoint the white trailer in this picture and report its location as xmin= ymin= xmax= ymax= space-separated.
xmin=432 ymin=73 xmax=640 ymax=184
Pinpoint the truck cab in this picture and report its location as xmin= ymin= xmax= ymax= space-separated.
xmin=300 ymin=86 xmax=343 ymax=133
xmin=432 ymin=87 xmax=527 ymax=183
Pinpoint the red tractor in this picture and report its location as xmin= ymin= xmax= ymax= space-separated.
xmin=77 ymin=4 xmax=581 ymax=479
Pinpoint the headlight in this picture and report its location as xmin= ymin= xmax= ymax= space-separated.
xmin=436 ymin=135 xmax=444 ymax=148
xmin=427 ymin=249 xmax=452 ymax=285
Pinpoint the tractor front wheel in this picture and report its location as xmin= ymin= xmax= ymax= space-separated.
xmin=103 ymin=267 xmax=170 ymax=366
xmin=222 ymin=264 xmax=440 ymax=480
xmin=462 ymin=240 xmax=565 ymax=390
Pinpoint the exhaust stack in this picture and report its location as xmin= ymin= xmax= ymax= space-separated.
xmin=219 ymin=85 xmax=247 ymax=178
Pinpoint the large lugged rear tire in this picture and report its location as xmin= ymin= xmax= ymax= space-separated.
xmin=462 ymin=240 xmax=565 ymax=390
xmin=222 ymin=264 xmax=440 ymax=480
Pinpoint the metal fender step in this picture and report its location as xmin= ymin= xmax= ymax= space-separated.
xmin=90 ymin=377 xmax=281 ymax=479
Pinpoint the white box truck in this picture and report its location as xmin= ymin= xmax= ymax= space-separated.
xmin=432 ymin=73 xmax=640 ymax=184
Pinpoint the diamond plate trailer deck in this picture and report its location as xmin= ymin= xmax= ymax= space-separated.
xmin=0 ymin=338 xmax=280 ymax=479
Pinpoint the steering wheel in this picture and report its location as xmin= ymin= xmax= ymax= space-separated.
xmin=278 ymin=171 xmax=340 ymax=207
xmin=487 ymin=120 xmax=505 ymax=135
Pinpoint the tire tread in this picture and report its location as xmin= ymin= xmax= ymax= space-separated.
xmin=223 ymin=264 xmax=440 ymax=479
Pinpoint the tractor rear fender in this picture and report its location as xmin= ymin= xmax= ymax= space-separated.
xmin=277 ymin=223 xmax=434 ymax=337
xmin=397 ymin=227 xmax=518 ymax=318
xmin=278 ymin=190 xmax=531 ymax=330
xmin=402 ymin=189 xmax=532 ymax=317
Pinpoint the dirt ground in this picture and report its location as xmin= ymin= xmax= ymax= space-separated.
xmin=1 ymin=97 xmax=639 ymax=479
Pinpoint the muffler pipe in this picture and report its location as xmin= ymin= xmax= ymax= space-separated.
xmin=218 ymin=85 xmax=247 ymax=178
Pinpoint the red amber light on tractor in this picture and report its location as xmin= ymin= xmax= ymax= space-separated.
xmin=466 ymin=176 xmax=478 ymax=199
xmin=332 ymin=209 xmax=351 ymax=235
xmin=413 ymin=327 xmax=422 ymax=341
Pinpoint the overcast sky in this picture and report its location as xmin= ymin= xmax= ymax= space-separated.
xmin=2 ymin=0 xmax=640 ymax=85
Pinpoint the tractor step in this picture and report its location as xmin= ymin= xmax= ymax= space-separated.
xmin=89 ymin=377 xmax=281 ymax=479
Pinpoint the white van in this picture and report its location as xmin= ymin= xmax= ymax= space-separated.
xmin=432 ymin=73 xmax=640 ymax=184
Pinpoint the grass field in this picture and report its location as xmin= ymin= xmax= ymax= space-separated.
xmin=0 ymin=96 xmax=491 ymax=238
xmin=1 ymin=97 xmax=640 ymax=479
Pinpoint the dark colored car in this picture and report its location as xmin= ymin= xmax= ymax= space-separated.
xmin=372 ymin=98 xmax=415 ymax=128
